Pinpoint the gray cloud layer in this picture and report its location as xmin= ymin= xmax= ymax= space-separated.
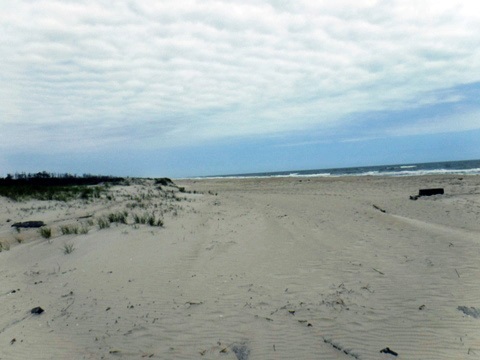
xmin=1 ymin=0 xmax=480 ymax=153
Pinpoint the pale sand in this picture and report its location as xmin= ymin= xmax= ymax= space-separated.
xmin=1 ymin=175 xmax=479 ymax=359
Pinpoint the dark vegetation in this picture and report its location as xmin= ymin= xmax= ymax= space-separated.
xmin=154 ymin=177 xmax=175 ymax=187
xmin=0 ymin=171 xmax=124 ymax=201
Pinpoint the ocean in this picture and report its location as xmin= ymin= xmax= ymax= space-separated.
xmin=209 ymin=159 xmax=480 ymax=178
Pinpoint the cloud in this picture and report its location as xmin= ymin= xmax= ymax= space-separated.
xmin=386 ymin=109 xmax=480 ymax=137
xmin=1 ymin=0 xmax=480 ymax=154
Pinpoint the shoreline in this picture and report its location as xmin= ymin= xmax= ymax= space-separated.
xmin=180 ymin=158 xmax=480 ymax=179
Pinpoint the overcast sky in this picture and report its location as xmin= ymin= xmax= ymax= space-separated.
xmin=1 ymin=0 xmax=480 ymax=177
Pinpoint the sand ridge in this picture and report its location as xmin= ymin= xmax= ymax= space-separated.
xmin=1 ymin=175 xmax=480 ymax=359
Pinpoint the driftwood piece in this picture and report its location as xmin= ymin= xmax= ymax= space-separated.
xmin=372 ymin=204 xmax=386 ymax=213
xmin=323 ymin=338 xmax=360 ymax=359
xmin=11 ymin=221 xmax=45 ymax=228
xmin=380 ymin=347 xmax=398 ymax=356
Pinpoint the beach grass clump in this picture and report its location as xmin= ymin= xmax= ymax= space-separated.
xmin=0 ymin=241 xmax=10 ymax=252
xmin=107 ymin=211 xmax=128 ymax=224
xmin=97 ymin=217 xmax=110 ymax=229
xmin=133 ymin=213 xmax=147 ymax=225
xmin=126 ymin=201 xmax=145 ymax=210
xmin=147 ymin=214 xmax=156 ymax=226
xmin=79 ymin=186 xmax=103 ymax=200
xmin=133 ymin=213 xmax=163 ymax=227
xmin=63 ymin=242 xmax=75 ymax=254
xmin=60 ymin=224 xmax=79 ymax=235
xmin=79 ymin=224 xmax=89 ymax=234
xmin=39 ymin=227 xmax=52 ymax=239
xmin=151 ymin=215 xmax=164 ymax=227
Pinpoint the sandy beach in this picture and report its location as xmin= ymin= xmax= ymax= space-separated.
xmin=1 ymin=175 xmax=480 ymax=359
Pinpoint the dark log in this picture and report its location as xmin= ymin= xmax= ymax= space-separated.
xmin=418 ymin=188 xmax=444 ymax=197
xmin=12 ymin=221 xmax=45 ymax=228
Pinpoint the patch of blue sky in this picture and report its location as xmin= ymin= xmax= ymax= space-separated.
xmin=332 ymin=81 xmax=480 ymax=141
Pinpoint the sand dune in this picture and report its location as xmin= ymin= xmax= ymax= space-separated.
xmin=1 ymin=175 xmax=479 ymax=359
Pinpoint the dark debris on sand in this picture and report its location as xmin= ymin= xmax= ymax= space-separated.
xmin=458 ymin=306 xmax=480 ymax=318
xmin=231 ymin=344 xmax=250 ymax=360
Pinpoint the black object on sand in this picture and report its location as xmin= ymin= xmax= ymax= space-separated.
xmin=419 ymin=188 xmax=444 ymax=196
xmin=380 ymin=347 xmax=398 ymax=356
xmin=31 ymin=307 xmax=44 ymax=315
xmin=12 ymin=221 xmax=45 ymax=228
xmin=410 ymin=188 xmax=444 ymax=200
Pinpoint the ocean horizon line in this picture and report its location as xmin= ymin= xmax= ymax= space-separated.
xmin=194 ymin=158 xmax=480 ymax=179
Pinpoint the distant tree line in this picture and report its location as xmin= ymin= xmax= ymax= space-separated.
xmin=0 ymin=172 xmax=125 ymax=201
xmin=0 ymin=171 xmax=124 ymax=187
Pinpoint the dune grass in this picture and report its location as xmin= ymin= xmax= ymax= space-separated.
xmin=60 ymin=224 xmax=79 ymax=235
xmin=97 ymin=217 xmax=110 ymax=229
xmin=133 ymin=213 xmax=164 ymax=227
xmin=63 ymin=242 xmax=75 ymax=254
xmin=39 ymin=227 xmax=52 ymax=239
xmin=79 ymin=225 xmax=89 ymax=234
xmin=108 ymin=211 xmax=128 ymax=224
xmin=0 ymin=242 xmax=10 ymax=252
